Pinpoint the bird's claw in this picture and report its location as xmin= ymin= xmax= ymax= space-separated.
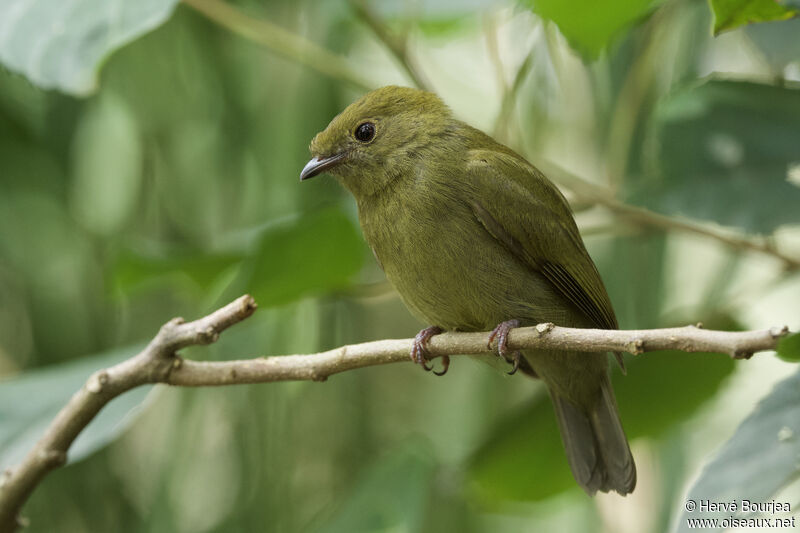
xmin=506 ymin=351 xmax=521 ymax=375
xmin=488 ymin=319 xmax=520 ymax=358
xmin=433 ymin=355 xmax=450 ymax=376
xmin=411 ymin=326 xmax=448 ymax=376
xmin=488 ymin=319 xmax=522 ymax=374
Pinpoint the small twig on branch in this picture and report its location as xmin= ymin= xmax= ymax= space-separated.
xmin=182 ymin=0 xmax=373 ymax=92
xmin=349 ymin=0 xmax=433 ymax=92
xmin=492 ymin=46 xmax=535 ymax=140
xmin=0 ymin=294 xmax=790 ymax=531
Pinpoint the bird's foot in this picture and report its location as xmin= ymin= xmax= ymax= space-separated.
xmin=488 ymin=319 xmax=521 ymax=374
xmin=506 ymin=351 xmax=521 ymax=375
xmin=411 ymin=326 xmax=449 ymax=376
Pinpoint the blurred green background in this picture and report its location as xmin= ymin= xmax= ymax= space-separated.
xmin=1 ymin=0 xmax=800 ymax=531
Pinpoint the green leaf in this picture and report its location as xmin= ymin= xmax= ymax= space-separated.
xmin=69 ymin=93 xmax=142 ymax=235
xmin=313 ymin=444 xmax=437 ymax=533
xmin=468 ymin=317 xmax=735 ymax=505
xmin=614 ymin=350 xmax=735 ymax=439
xmin=112 ymin=248 xmax=244 ymax=291
xmin=638 ymin=79 xmax=800 ymax=233
xmin=521 ymin=0 xmax=664 ymax=58
xmin=0 ymin=0 xmax=179 ymax=96
xmin=709 ymin=0 xmax=797 ymax=34
xmin=0 ymin=346 xmax=151 ymax=470
xmin=673 ymin=368 xmax=800 ymax=532
xmin=243 ymin=208 xmax=366 ymax=307
xmin=468 ymin=396 xmax=575 ymax=505
xmin=776 ymin=332 xmax=800 ymax=362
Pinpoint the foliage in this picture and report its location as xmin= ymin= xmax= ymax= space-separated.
xmin=522 ymin=0 xmax=664 ymax=57
xmin=0 ymin=0 xmax=798 ymax=531
xmin=637 ymin=79 xmax=800 ymax=233
xmin=673 ymin=369 xmax=800 ymax=532
xmin=708 ymin=0 xmax=797 ymax=34
xmin=0 ymin=0 xmax=179 ymax=95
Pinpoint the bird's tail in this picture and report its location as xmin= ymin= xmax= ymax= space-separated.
xmin=550 ymin=374 xmax=636 ymax=495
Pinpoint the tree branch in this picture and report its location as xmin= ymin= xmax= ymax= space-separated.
xmin=181 ymin=0 xmax=373 ymax=92
xmin=0 ymin=294 xmax=790 ymax=531
xmin=0 ymin=295 xmax=257 ymax=533
xmin=536 ymin=159 xmax=800 ymax=271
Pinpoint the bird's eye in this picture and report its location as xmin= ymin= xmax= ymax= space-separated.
xmin=354 ymin=122 xmax=376 ymax=143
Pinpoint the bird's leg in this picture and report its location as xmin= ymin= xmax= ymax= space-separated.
xmin=488 ymin=319 xmax=521 ymax=373
xmin=411 ymin=326 xmax=449 ymax=376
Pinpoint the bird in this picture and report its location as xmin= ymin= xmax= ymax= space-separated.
xmin=300 ymin=85 xmax=636 ymax=495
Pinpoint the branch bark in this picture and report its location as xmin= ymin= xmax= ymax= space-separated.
xmin=0 ymin=294 xmax=790 ymax=531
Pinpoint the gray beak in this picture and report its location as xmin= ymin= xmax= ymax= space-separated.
xmin=300 ymin=153 xmax=347 ymax=181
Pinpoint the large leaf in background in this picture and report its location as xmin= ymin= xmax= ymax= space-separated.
xmin=0 ymin=0 xmax=179 ymax=96
xmin=468 ymin=346 xmax=734 ymax=504
xmin=521 ymin=0 xmax=663 ymax=58
xmin=112 ymin=208 xmax=365 ymax=303
xmin=672 ymin=368 xmax=800 ymax=533
xmin=638 ymin=80 xmax=800 ymax=234
xmin=242 ymin=208 xmax=366 ymax=307
xmin=468 ymin=395 xmax=575 ymax=504
xmin=0 ymin=345 xmax=151 ymax=470
xmin=112 ymin=248 xmax=244 ymax=291
xmin=314 ymin=444 xmax=437 ymax=533
xmin=776 ymin=332 xmax=800 ymax=362
xmin=708 ymin=0 xmax=797 ymax=34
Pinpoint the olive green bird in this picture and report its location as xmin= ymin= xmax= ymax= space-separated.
xmin=300 ymin=86 xmax=636 ymax=495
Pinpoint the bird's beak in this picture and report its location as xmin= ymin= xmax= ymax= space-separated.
xmin=300 ymin=152 xmax=347 ymax=181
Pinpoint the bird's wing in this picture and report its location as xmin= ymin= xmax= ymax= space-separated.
xmin=466 ymin=149 xmax=619 ymax=333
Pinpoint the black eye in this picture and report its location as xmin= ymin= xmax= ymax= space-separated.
xmin=354 ymin=122 xmax=375 ymax=143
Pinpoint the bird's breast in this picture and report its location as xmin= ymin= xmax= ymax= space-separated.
xmin=357 ymin=188 xmax=560 ymax=331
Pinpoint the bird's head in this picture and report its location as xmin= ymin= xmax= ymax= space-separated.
xmin=301 ymin=85 xmax=452 ymax=197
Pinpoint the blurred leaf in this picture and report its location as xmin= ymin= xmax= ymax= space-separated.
xmin=776 ymin=332 xmax=800 ymax=362
xmin=617 ymin=314 xmax=738 ymax=439
xmin=468 ymin=396 xmax=575 ymax=505
xmin=0 ymin=68 xmax=50 ymax=139
xmin=0 ymin=345 xmax=151 ymax=470
xmin=638 ymin=79 xmax=800 ymax=233
xmin=521 ymin=0 xmax=664 ymax=58
xmin=673 ymin=368 xmax=800 ymax=532
xmin=112 ymin=248 xmax=243 ymax=291
xmin=0 ymin=0 xmax=179 ymax=96
xmin=314 ymin=444 xmax=437 ymax=533
xmin=243 ymin=208 xmax=366 ymax=307
xmin=614 ymin=350 xmax=735 ymax=439
xmin=70 ymin=93 xmax=142 ymax=235
xmin=599 ymin=233 xmax=667 ymax=329
xmin=708 ymin=0 xmax=797 ymax=34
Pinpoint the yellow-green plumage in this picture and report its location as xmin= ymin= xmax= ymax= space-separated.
xmin=301 ymin=86 xmax=636 ymax=495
